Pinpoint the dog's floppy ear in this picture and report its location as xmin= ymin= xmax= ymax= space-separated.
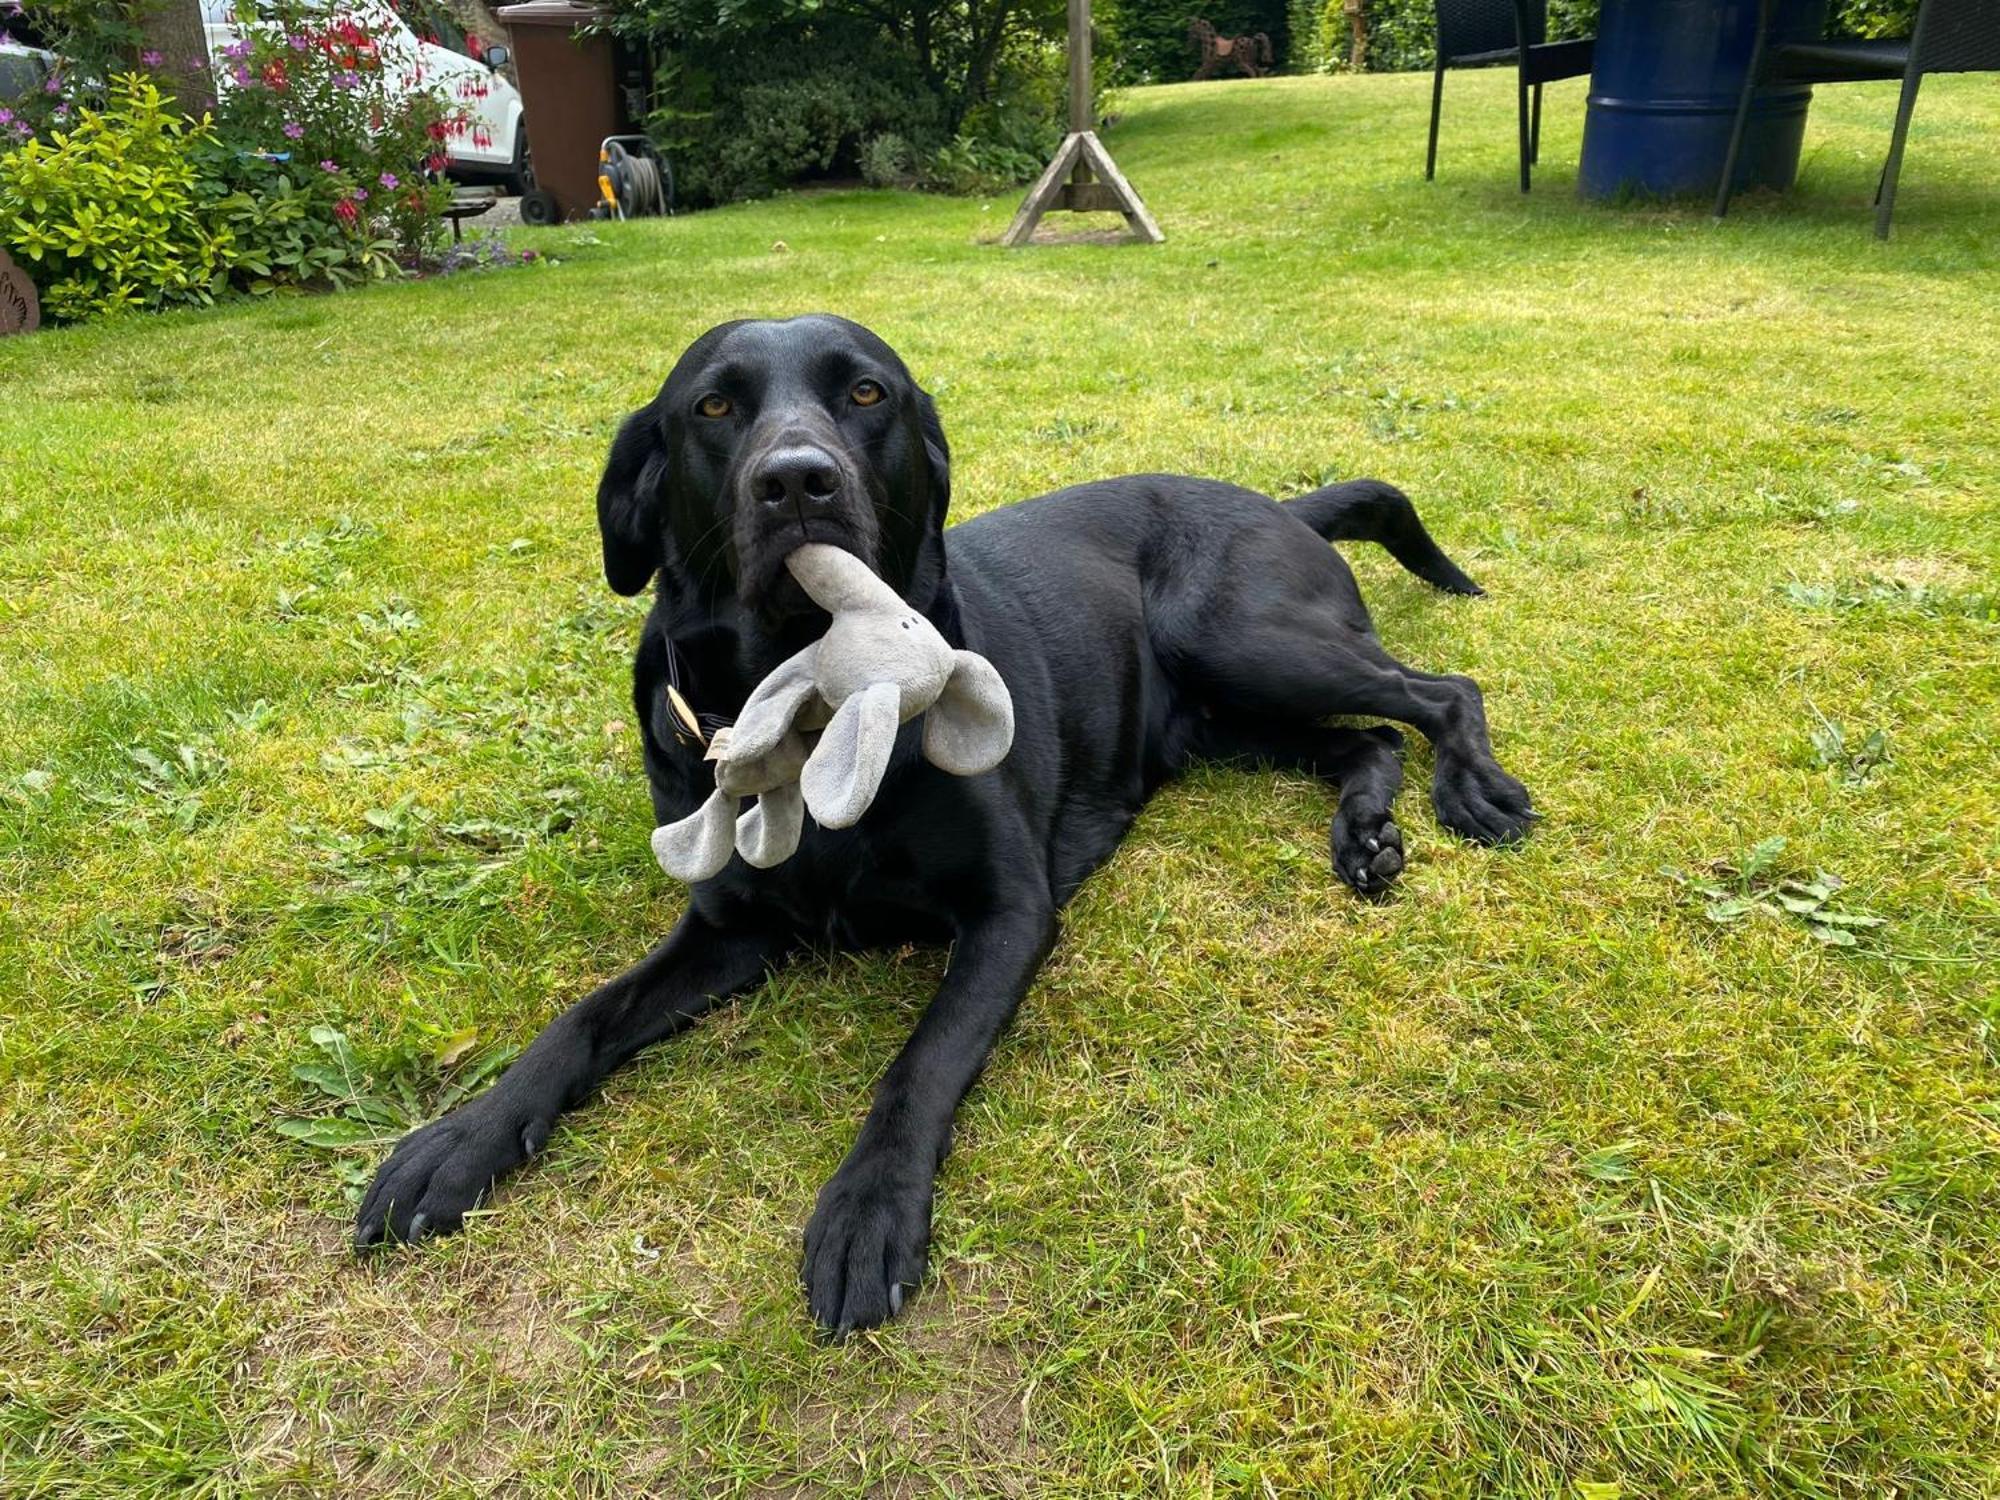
xmin=596 ymin=404 xmax=669 ymax=596
xmin=917 ymin=388 xmax=951 ymax=520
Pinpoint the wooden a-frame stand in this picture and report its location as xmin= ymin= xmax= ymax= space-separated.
xmin=1000 ymin=0 xmax=1163 ymax=247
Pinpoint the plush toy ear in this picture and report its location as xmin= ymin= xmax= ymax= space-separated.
xmin=923 ymin=651 xmax=1014 ymax=776
xmin=597 ymin=405 xmax=670 ymax=596
xmin=723 ymin=646 xmax=820 ymax=771
xmin=735 ymin=782 xmax=804 ymax=869
xmin=801 ymin=680 xmax=901 ymax=829
xmin=650 ymin=788 xmax=737 ymax=882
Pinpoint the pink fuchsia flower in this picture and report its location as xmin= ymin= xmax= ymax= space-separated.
xmin=0 ymin=108 xmax=11 ymax=125
xmin=140 ymin=49 xmax=163 ymax=67
xmin=230 ymin=64 xmax=251 ymax=86
xmin=287 ymin=33 xmax=308 ymax=50
xmin=377 ymin=172 xmax=398 ymax=189
xmin=320 ymin=158 xmax=339 ymax=172
xmin=43 ymin=71 xmax=61 ymax=92
xmin=351 ymin=187 xmax=368 ymax=201
xmin=222 ymin=38 xmax=252 ymax=59
xmin=283 ymin=122 xmax=304 ymax=139
xmin=521 ymin=249 xmax=538 ymax=262
xmin=333 ymin=70 xmax=360 ymax=89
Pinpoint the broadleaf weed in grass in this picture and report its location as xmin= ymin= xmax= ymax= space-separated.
xmin=278 ymin=1023 xmax=519 ymax=1201
xmin=1664 ymin=837 xmax=1888 ymax=948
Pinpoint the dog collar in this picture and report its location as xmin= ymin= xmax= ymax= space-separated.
xmin=661 ymin=637 xmax=734 ymax=750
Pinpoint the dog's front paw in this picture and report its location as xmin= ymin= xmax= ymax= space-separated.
xmin=802 ymin=1154 xmax=933 ymax=1337
xmin=1431 ymin=749 xmax=1536 ymax=847
xmin=354 ymin=1103 xmax=549 ymax=1250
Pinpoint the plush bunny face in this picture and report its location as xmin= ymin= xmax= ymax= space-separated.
xmin=815 ymin=601 xmax=955 ymax=713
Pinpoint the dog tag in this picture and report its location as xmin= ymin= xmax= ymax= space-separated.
xmin=667 ymin=683 xmax=705 ymax=748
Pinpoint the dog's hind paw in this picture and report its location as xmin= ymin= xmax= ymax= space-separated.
xmin=1332 ymin=804 xmax=1405 ymax=897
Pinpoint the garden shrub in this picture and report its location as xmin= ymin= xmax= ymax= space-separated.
xmin=0 ymin=1 xmax=462 ymax=318
xmin=0 ymin=73 xmax=229 ymax=318
xmin=610 ymin=0 xmax=1070 ymax=207
xmin=648 ymin=25 xmax=947 ymax=205
xmin=206 ymin=2 xmax=454 ymax=265
xmin=1305 ymin=0 xmax=1918 ymax=75
xmin=859 ymin=131 xmax=914 ymax=187
xmin=191 ymin=144 xmax=401 ymax=294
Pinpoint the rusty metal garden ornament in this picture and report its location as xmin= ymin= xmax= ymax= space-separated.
xmin=1189 ymin=18 xmax=1273 ymax=79
xmin=0 ymin=248 xmax=38 ymax=337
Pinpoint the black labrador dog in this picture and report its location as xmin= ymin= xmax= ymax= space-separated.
xmin=355 ymin=315 xmax=1534 ymax=1334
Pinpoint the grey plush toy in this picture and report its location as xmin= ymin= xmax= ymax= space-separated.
xmin=651 ymin=544 xmax=1015 ymax=882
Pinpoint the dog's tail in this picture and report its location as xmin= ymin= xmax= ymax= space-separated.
xmin=1283 ymin=479 xmax=1484 ymax=596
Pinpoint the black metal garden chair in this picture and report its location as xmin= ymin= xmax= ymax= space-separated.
xmin=1714 ymin=0 xmax=2000 ymax=236
xmin=1426 ymin=0 xmax=1595 ymax=192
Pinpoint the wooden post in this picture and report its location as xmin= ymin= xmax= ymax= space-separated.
xmin=1069 ymin=0 xmax=1090 ymax=134
xmin=1001 ymin=0 xmax=1162 ymax=246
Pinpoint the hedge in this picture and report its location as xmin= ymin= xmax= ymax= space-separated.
xmin=1274 ymin=0 xmax=1921 ymax=75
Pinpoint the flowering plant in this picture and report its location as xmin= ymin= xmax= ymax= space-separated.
xmin=207 ymin=0 xmax=457 ymax=263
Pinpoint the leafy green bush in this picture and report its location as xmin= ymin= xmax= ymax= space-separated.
xmin=1305 ymin=0 xmax=1917 ymax=74
xmin=860 ymin=131 xmax=915 ymax=187
xmin=609 ymin=0 xmax=1068 ymax=207
xmin=0 ymin=73 xmax=229 ymax=318
xmin=650 ymin=27 xmax=945 ymax=206
xmin=207 ymin=2 xmax=454 ymax=264
xmin=192 ymin=144 xmax=401 ymax=294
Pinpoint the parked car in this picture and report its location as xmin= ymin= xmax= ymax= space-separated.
xmin=200 ymin=0 xmax=531 ymax=191
xmin=0 ymin=39 xmax=58 ymax=109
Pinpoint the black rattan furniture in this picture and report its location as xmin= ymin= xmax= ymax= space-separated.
xmin=1714 ymin=0 xmax=2000 ymax=235
xmin=1426 ymin=0 xmax=1595 ymax=192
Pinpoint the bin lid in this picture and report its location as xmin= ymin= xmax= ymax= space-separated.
xmin=495 ymin=0 xmax=607 ymax=25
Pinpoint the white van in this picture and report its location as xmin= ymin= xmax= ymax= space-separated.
xmin=201 ymin=0 xmax=529 ymax=190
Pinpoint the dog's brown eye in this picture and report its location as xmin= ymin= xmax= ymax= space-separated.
xmin=697 ymin=394 xmax=732 ymax=419
xmin=851 ymin=380 xmax=885 ymax=408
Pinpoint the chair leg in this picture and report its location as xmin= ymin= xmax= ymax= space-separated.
xmin=1712 ymin=76 xmax=1760 ymax=218
xmin=1713 ymin=12 xmax=1771 ymax=219
xmin=1531 ymin=81 xmax=1543 ymax=164
xmin=1517 ymin=66 xmax=1532 ymax=192
xmin=1427 ymin=64 xmax=1445 ymax=180
xmin=1875 ymin=69 xmax=1922 ymax=239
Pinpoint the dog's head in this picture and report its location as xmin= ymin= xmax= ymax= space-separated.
xmin=595 ymin=315 xmax=951 ymax=619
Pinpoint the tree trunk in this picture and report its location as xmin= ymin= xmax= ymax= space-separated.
xmin=136 ymin=0 xmax=217 ymax=116
xmin=950 ymin=0 xmax=1014 ymax=132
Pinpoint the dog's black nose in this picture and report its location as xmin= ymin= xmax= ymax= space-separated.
xmin=754 ymin=446 xmax=841 ymax=509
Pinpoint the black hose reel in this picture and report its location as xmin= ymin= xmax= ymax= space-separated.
xmin=595 ymin=136 xmax=673 ymax=219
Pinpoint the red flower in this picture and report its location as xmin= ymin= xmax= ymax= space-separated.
xmin=261 ymin=60 xmax=287 ymax=90
xmin=333 ymin=197 xmax=358 ymax=224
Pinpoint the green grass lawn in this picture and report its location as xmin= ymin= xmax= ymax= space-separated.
xmin=3 ymin=64 xmax=1997 ymax=1497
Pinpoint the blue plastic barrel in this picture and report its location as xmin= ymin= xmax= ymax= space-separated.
xmin=1579 ymin=0 xmax=1831 ymax=200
